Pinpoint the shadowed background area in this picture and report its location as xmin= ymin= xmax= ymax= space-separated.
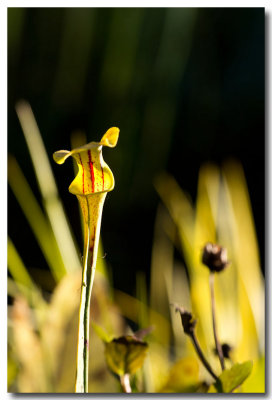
xmin=7 ymin=7 xmax=265 ymax=394
xmin=8 ymin=8 xmax=264 ymax=294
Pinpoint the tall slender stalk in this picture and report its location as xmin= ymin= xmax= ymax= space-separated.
xmin=75 ymin=205 xmax=91 ymax=392
xmin=209 ymin=272 xmax=225 ymax=371
xmin=75 ymin=194 xmax=106 ymax=392
xmin=53 ymin=126 xmax=119 ymax=392
xmin=175 ymin=305 xmax=217 ymax=381
xmin=190 ymin=330 xmax=218 ymax=380
xmin=75 ymin=227 xmax=90 ymax=391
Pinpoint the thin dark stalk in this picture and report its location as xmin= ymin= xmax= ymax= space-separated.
xmin=190 ymin=332 xmax=217 ymax=380
xmin=209 ymin=272 xmax=225 ymax=371
xmin=120 ymin=374 xmax=132 ymax=393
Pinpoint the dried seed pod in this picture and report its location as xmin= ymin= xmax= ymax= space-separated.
xmin=202 ymin=243 xmax=230 ymax=272
xmin=175 ymin=306 xmax=197 ymax=335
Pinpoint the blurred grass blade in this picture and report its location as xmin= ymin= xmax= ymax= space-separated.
xmin=8 ymin=156 xmax=67 ymax=281
xmin=8 ymin=237 xmax=35 ymax=291
xmin=15 ymin=100 xmax=81 ymax=273
xmin=190 ymin=164 xmax=220 ymax=353
xmin=222 ymin=161 xmax=264 ymax=354
xmin=216 ymin=170 xmax=259 ymax=365
xmin=154 ymin=172 xmax=194 ymax=262
xmin=92 ymin=322 xmax=112 ymax=343
xmin=242 ymin=355 xmax=265 ymax=393
xmin=8 ymin=239 xmax=47 ymax=330
xmin=8 ymin=237 xmax=46 ymax=309
xmin=160 ymin=356 xmax=199 ymax=393
xmin=114 ymin=289 xmax=171 ymax=347
xmin=169 ymin=264 xmax=191 ymax=357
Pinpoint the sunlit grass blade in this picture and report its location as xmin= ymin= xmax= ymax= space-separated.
xmin=15 ymin=100 xmax=81 ymax=274
xmin=190 ymin=164 xmax=220 ymax=359
xmin=222 ymin=160 xmax=264 ymax=355
xmin=169 ymin=264 xmax=191 ymax=358
xmin=242 ymin=355 xmax=265 ymax=393
xmin=154 ymin=172 xmax=194 ymax=262
xmin=219 ymin=161 xmax=264 ymax=393
xmin=8 ymin=237 xmax=35 ymax=291
xmin=114 ymin=289 xmax=171 ymax=348
xmin=155 ymin=168 xmax=217 ymax=365
xmin=8 ymin=156 xmax=67 ymax=281
xmin=8 ymin=238 xmax=46 ymax=316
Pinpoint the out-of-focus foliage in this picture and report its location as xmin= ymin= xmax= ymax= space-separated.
xmin=8 ymin=102 xmax=264 ymax=392
xmin=8 ymin=103 xmax=264 ymax=393
xmin=154 ymin=163 xmax=265 ymax=392
xmin=160 ymin=357 xmax=200 ymax=393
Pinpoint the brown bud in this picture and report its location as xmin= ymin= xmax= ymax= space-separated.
xmin=175 ymin=306 xmax=197 ymax=335
xmin=202 ymin=243 xmax=229 ymax=272
xmin=213 ymin=343 xmax=233 ymax=359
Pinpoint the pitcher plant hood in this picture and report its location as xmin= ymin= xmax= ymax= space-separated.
xmin=53 ymin=127 xmax=119 ymax=196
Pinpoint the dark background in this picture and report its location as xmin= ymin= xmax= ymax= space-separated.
xmin=8 ymin=8 xmax=265 ymax=294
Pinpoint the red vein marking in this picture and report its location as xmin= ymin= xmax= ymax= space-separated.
xmin=101 ymin=162 xmax=104 ymax=191
xmin=79 ymin=154 xmax=85 ymax=194
xmin=88 ymin=150 xmax=95 ymax=193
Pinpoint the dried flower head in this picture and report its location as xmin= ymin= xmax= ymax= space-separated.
xmin=213 ymin=343 xmax=233 ymax=360
xmin=202 ymin=243 xmax=229 ymax=273
xmin=175 ymin=306 xmax=197 ymax=335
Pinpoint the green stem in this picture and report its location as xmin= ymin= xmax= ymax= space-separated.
xmin=75 ymin=227 xmax=90 ymax=392
xmin=75 ymin=194 xmax=106 ymax=392
xmin=209 ymin=272 xmax=225 ymax=371
xmin=75 ymin=213 xmax=94 ymax=391
xmin=120 ymin=374 xmax=132 ymax=393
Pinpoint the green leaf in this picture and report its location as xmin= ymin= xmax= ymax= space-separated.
xmin=105 ymin=335 xmax=148 ymax=376
xmin=213 ymin=361 xmax=253 ymax=393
